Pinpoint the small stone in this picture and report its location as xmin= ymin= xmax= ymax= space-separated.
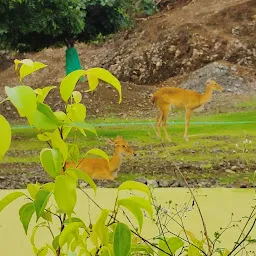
xmin=147 ymin=179 xmax=158 ymax=188
xmin=0 ymin=176 xmax=6 ymax=180
xmin=225 ymin=169 xmax=235 ymax=174
xmin=136 ymin=177 xmax=147 ymax=184
xmin=231 ymin=166 xmax=238 ymax=171
xmin=158 ymin=180 xmax=170 ymax=188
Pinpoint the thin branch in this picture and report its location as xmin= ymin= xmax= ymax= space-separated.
xmin=227 ymin=217 xmax=256 ymax=256
xmin=79 ymin=187 xmax=171 ymax=255
xmin=56 ymin=213 xmax=67 ymax=256
xmin=160 ymin=142 xmax=213 ymax=255
xmin=232 ymin=206 xmax=256 ymax=249
xmin=152 ymin=196 xmax=173 ymax=255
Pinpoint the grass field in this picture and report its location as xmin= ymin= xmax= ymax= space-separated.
xmin=1 ymin=110 xmax=256 ymax=188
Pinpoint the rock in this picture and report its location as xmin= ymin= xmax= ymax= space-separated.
xmin=172 ymin=180 xmax=185 ymax=187
xmin=225 ymin=169 xmax=235 ymax=174
xmin=240 ymin=184 xmax=248 ymax=188
xmin=136 ymin=176 xmax=147 ymax=184
xmin=147 ymin=179 xmax=158 ymax=188
xmin=231 ymin=166 xmax=238 ymax=171
xmin=175 ymin=49 xmax=181 ymax=58
xmin=80 ymin=182 xmax=89 ymax=188
xmin=0 ymin=176 xmax=6 ymax=180
xmin=158 ymin=180 xmax=170 ymax=187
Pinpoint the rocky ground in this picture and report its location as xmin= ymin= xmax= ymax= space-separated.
xmin=0 ymin=0 xmax=256 ymax=189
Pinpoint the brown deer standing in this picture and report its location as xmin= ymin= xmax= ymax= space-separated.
xmin=152 ymin=79 xmax=224 ymax=141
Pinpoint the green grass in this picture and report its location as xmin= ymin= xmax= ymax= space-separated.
xmin=2 ymin=110 xmax=256 ymax=186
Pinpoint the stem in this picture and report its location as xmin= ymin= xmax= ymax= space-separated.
xmin=152 ymin=196 xmax=173 ymax=256
xmin=161 ymin=142 xmax=213 ymax=255
xmin=79 ymin=188 xmax=171 ymax=255
xmin=232 ymin=206 xmax=256 ymax=249
xmin=0 ymin=98 xmax=9 ymax=105
xmin=56 ymin=213 xmax=67 ymax=256
xmin=227 ymin=217 xmax=256 ymax=256
xmin=47 ymin=221 xmax=55 ymax=238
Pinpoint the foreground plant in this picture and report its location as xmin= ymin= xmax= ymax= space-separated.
xmin=0 ymin=60 xmax=255 ymax=256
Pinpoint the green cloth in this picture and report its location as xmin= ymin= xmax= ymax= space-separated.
xmin=65 ymin=47 xmax=85 ymax=81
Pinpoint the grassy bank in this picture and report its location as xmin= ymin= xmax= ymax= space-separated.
xmin=1 ymin=110 xmax=256 ymax=188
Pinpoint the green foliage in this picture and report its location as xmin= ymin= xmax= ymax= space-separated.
xmin=54 ymin=174 xmax=77 ymax=216
xmin=158 ymin=237 xmax=184 ymax=255
xmin=0 ymin=0 xmax=156 ymax=52
xmin=0 ymin=191 xmax=25 ymax=212
xmin=0 ymin=115 xmax=11 ymax=160
xmin=1 ymin=58 xmax=255 ymax=256
xmin=40 ymin=148 xmax=62 ymax=178
xmin=114 ymin=223 xmax=131 ymax=256
xmin=19 ymin=203 xmax=36 ymax=234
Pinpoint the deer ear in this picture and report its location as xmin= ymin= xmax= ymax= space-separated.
xmin=106 ymin=138 xmax=115 ymax=145
xmin=206 ymin=79 xmax=212 ymax=84
xmin=116 ymin=135 xmax=123 ymax=140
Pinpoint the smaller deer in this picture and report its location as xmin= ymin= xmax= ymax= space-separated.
xmin=152 ymin=79 xmax=224 ymax=142
xmin=66 ymin=136 xmax=136 ymax=180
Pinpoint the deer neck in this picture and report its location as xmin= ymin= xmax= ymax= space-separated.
xmin=109 ymin=148 xmax=123 ymax=173
xmin=200 ymin=85 xmax=213 ymax=104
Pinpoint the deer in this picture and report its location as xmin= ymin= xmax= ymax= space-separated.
xmin=66 ymin=136 xmax=136 ymax=180
xmin=152 ymin=79 xmax=224 ymax=142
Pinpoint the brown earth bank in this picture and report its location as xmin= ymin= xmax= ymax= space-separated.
xmin=0 ymin=157 xmax=255 ymax=189
xmin=0 ymin=0 xmax=256 ymax=188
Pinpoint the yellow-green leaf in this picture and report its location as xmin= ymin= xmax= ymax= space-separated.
xmin=118 ymin=196 xmax=153 ymax=219
xmin=14 ymin=59 xmax=47 ymax=81
xmin=118 ymin=181 xmax=151 ymax=199
xmin=72 ymin=91 xmax=82 ymax=103
xmin=60 ymin=70 xmax=86 ymax=102
xmin=0 ymin=115 xmax=11 ymax=160
xmin=114 ymin=223 xmax=131 ymax=256
xmin=27 ymin=183 xmax=41 ymax=200
xmin=85 ymin=68 xmax=122 ymax=103
xmin=85 ymin=148 xmax=109 ymax=164
xmin=66 ymin=168 xmax=97 ymax=193
xmin=19 ymin=203 xmax=35 ymax=234
xmin=54 ymin=111 xmax=70 ymax=122
xmin=51 ymin=129 xmax=68 ymax=163
xmin=65 ymin=122 xmax=97 ymax=136
xmin=34 ymin=190 xmax=52 ymax=221
xmin=93 ymin=209 xmax=109 ymax=245
xmin=0 ymin=191 xmax=25 ymax=212
xmin=66 ymin=103 xmax=86 ymax=122
xmin=59 ymin=222 xmax=83 ymax=247
xmin=159 ymin=237 xmax=184 ymax=256
xmin=34 ymin=86 xmax=56 ymax=103
xmin=117 ymin=198 xmax=143 ymax=232
xmin=54 ymin=174 xmax=77 ymax=215
xmin=40 ymin=148 xmax=62 ymax=178
xmin=5 ymin=86 xmax=37 ymax=121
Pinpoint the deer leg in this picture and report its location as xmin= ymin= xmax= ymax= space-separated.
xmin=162 ymin=107 xmax=171 ymax=142
xmin=156 ymin=110 xmax=163 ymax=139
xmin=184 ymin=108 xmax=193 ymax=141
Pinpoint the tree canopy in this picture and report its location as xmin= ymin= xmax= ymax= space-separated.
xmin=0 ymin=0 xmax=156 ymax=52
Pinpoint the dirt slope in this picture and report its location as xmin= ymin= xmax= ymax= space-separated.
xmin=0 ymin=0 xmax=255 ymax=121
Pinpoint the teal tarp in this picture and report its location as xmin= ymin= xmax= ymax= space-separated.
xmin=65 ymin=47 xmax=85 ymax=81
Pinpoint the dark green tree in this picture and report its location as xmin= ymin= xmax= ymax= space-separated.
xmin=0 ymin=0 xmax=156 ymax=52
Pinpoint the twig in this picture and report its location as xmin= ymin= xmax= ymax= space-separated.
xmin=152 ymin=196 xmax=173 ymax=255
xmin=79 ymin=187 xmax=171 ymax=255
xmin=227 ymin=217 xmax=256 ymax=256
xmin=160 ymin=142 xmax=213 ymax=255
